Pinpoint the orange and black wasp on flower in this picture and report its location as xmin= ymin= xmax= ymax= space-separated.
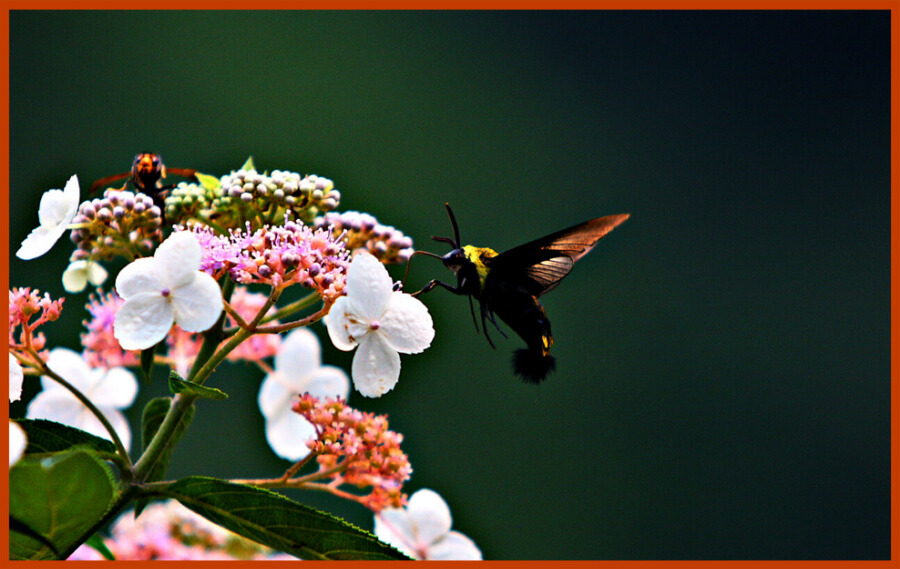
xmin=406 ymin=203 xmax=629 ymax=384
xmin=89 ymin=153 xmax=199 ymax=214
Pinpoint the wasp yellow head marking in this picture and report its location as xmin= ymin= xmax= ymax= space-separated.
xmin=463 ymin=245 xmax=498 ymax=289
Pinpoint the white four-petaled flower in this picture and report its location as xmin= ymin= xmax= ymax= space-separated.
xmin=258 ymin=328 xmax=350 ymax=461
xmin=374 ymin=488 xmax=482 ymax=560
xmin=62 ymin=259 xmax=109 ymax=293
xmin=325 ymin=251 xmax=434 ymax=398
xmin=26 ymin=348 xmax=138 ymax=450
xmin=114 ymin=231 xmax=224 ymax=351
xmin=16 ymin=174 xmax=81 ymax=260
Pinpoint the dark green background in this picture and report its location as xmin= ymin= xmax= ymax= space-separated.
xmin=9 ymin=11 xmax=889 ymax=560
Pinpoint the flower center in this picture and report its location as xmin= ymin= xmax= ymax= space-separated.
xmin=161 ymin=288 xmax=170 ymax=297
xmin=369 ymin=319 xmax=381 ymax=330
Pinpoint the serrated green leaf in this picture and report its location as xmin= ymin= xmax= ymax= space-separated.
xmin=9 ymin=450 xmax=116 ymax=560
xmin=168 ymin=371 xmax=228 ymax=400
xmin=195 ymin=171 xmax=221 ymax=191
xmin=13 ymin=418 xmax=117 ymax=456
xmin=161 ymin=477 xmax=410 ymax=560
xmin=135 ymin=397 xmax=196 ymax=516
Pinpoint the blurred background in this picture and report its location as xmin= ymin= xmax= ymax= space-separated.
xmin=9 ymin=11 xmax=889 ymax=560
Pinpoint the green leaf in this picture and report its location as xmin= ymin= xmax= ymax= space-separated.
xmin=13 ymin=418 xmax=116 ymax=456
xmin=240 ymin=156 xmax=255 ymax=171
xmin=135 ymin=397 xmax=196 ymax=516
xmin=161 ymin=477 xmax=410 ymax=560
xmin=195 ymin=171 xmax=221 ymax=191
xmin=9 ymin=450 xmax=116 ymax=560
xmin=168 ymin=370 xmax=228 ymax=400
xmin=85 ymin=533 xmax=116 ymax=560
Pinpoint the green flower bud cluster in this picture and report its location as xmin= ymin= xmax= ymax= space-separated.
xmin=313 ymin=211 xmax=414 ymax=265
xmin=69 ymin=189 xmax=163 ymax=262
xmin=164 ymin=181 xmax=218 ymax=226
xmin=212 ymin=168 xmax=341 ymax=227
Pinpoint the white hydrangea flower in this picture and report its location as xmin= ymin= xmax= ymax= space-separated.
xmin=9 ymin=353 xmax=23 ymax=403
xmin=114 ymin=231 xmax=224 ymax=351
xmin=26 ymin=348 xmax=138 ymax=450
xmin=324 ymin=251 xmax=434 ymax=398
xmin=62 ymin=259 xmax=109 ymax=293
xmin=374 ymin=488 xmax=482 ymax=560
xmin=258 ymin=328 xmax=350 ymax=461
xmin=9 ymin=421 xmax=26 ymax=468
xmin=16 ymin=174 xmax=81 ymax=260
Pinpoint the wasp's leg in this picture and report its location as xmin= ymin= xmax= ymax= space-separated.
xmin=484 ymin=309 xmax=508 ymax=339
xmin=480 ymin=304 xmax=497 ymax=349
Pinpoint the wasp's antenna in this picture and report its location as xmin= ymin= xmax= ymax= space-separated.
xmin=401 ymin=249 xmax=444 ymax=290
xmin=444 ymin=202 xmax=461 ymax=248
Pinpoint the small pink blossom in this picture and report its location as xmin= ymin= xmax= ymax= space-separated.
xmin=81 ymin=291 xmax=140 ymax=368
xmin=293 ymin=394 xmax=412 ymax=512
xmin=9 ymin=287 xmax=65 ymax=355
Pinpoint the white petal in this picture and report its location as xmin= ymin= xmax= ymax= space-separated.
xmin=45 ymin=348 xmax=92 ymax=392
xmin=351 ymin=334 xmax=400 ymax=398
xmin=427 ymin=531 xmax=482 ymax=560
xmin=169 ymin=272 xmax=223 ymax=333
xmin=264 ymin=407 xmax=317 ymax=461
xmin=61 ymin=261 xmax=89 ymax=293
xmin=88 ymin=367 xmax=138 ymax=409
xmin=16 ymin=176 xmax=80 ymax=260
xmin=16 ymin=225 xmax=67 ymax=260
xmin=155 ymin=231 xmax=202 ymax=289
xmin=9 ymin=421 xmax=27 ymax=468
xmin=304 ymin=366 xmax=350 ymax=400
xmin=374 ymin=510 xmax=420 ymax=559
xmin=9 ymin=354 xmax=23 ymax=403
xmin=380 ymin=292 xmax=435 ymax=354
xmin=407 ymin=489 xmax=453 ymax=547
xmin=114 ymin=293 xmax=174 ymax=350
xmin=275 ymin=328 xmax=323 ymax=380
xmin=87 ymin=261 xmax=109 ymax=286
xmin=115 ymin=257 xmax=165 ymax=299
xmin=324 ymin=296 xmax=360 ymax=351
xmin=27 ymin=389 xmax=132 ymax=451
xmin=345 ymin=251 xmax=393 ymax=320
xmin=258 ymin=372 xmax=296 ymax=420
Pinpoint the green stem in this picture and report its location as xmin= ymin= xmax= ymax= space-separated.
xmin=132 ymin=391 xmax=198 ymax=481
xmin=260 ymin=290 xmax=320 ymax=323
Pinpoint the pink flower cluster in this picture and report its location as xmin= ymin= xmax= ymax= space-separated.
xmin=293 ymin=394 xmax=412 ymax=512
xmin=9 ymin=287 xmax=64 ymax=355
xmin=68 ymin=499 xmax=295 ymax=560
xmin=181 ymin=222 xmax=350 ymax=301
xmin=81 ymin=291 xmax=139 ymax=368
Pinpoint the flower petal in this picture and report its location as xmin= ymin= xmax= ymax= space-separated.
xmin=61 ymin=261 xmax=89 ymax=293
xmin=374 ymin=509 xmax=419 ymax=559
xmin=345 ymin=251 xmax=393 ymax=320
xmin=427 ymin=531 xmax=482 ymax=560
xmin=88 ymin=367 xmax=138 ymax=409
xmin=26 ymin=390 xmax=132 ymax=450
xmin=304 ymin=366 xmax=350 ymax=400
xmin=45 ymin=348 xmax=91 ymax=392
xmin=9 ymin=421 xmax=27 ymax=468
xmin=169 ymin=272 xmax=223 ymax=333
xmin=407 ymin=489 xmax=453 ymax=547
xmin=257 ymin=372 xmax=296 ymax=420
xmin=16 ymin=176 xmax=80 ymax=260
xmin=263 ymin=407 xmax=317 ymax=461
xmin=156 ymin=231 xmax=202 ymax=289
xmin=274 ymin=328 xmax=323 ymax=381
xmin=351 ymin=334 xmax=400 ymax=398
xmin=114 ymin=293 xmax=174 ymax=350
xmin=380 ymin=292 xmax=435 ymax=354
xmin=9 ymin=354 xmax=23 ymax=403
xmin=115 ymin=257 xmax=165 ymax=299
xmin=324 ymin=296 xmax=360 ymax=351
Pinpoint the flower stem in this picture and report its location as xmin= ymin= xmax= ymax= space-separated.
xmin=260 ymin=290 xmax=320 ymax=324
